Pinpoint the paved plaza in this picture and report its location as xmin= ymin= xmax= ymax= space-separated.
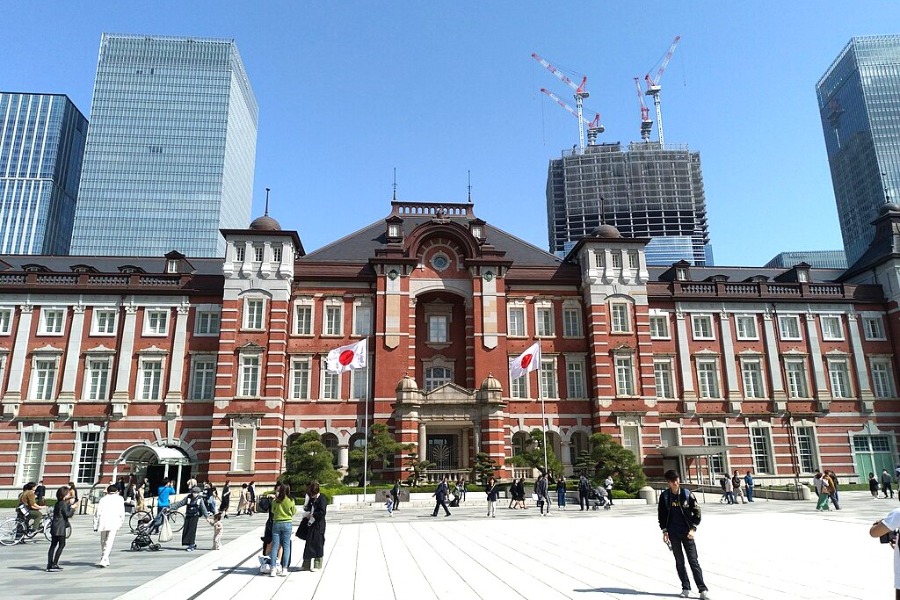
xmin=1 ymin=491 xmax=898 ymax=599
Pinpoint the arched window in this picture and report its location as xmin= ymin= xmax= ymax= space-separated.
xmin=570 ymin=431 xmax=588 ymax=465
xmin=321 ymin=433 xmax=339 ymax=467
xmin=512 ymin=431 xmax=530 ymax=456
xmin=424 ymin=366 xmax=452 ymax=391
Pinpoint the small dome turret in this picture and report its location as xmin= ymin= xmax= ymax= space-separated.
xmin=480 ymin=373 xmax=502 ymax=392
xmin=249 ymin=215 xmax=282 ymax=231
xmin=396 ymin=374 xmax=419 ymax=392
xmin=590 ymin=224 xmax=622 ymax=238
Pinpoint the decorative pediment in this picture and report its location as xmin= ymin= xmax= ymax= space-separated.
xmin=824 ymin=349 xmax=850 ymax=357
xmin=737 ymin=349 xmax=764 ymax=357
xmin=781 ymin=349 xmax=808 ymax=356
xmin=238 ymin=341 xmax=265 ymax=353
xmin=692 ymin=349 xmax=720 ymax=357
xmin=84 ymin=344 xmax=117 ymax=355
xmin=138 ymin=345 xmax=168 ymax=355
xmin=32 ymin=344 xmax=64 ymax=355
xmin=423 ymin=382 xmax=475 ymax=402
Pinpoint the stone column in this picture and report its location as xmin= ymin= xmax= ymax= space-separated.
xmin=58 ymin=305 xmax=86 ymax=401
xmin=4 ymin=304 xmax=34 ymax=401
xmin=762 ymin=313 xmax=786 ymax=402
xmin=847 ymin=313 xmax=874 ymax=408
xmin=418 ymin=422 xmax=427 ymax=461
xmin=461 ymin=428 xmax=470 ymax=468
xmin=166 ymin=305 xmax=190 ymax=401
xmin=338 ymin=445 xmax=349 ymax=470
xmin=674 ymin=308 xmax=697 ymax=410
xmin=113 ymin=305 xmax=138 ymax=401
xmin=805 ymin=313 xmax=831 ymax=407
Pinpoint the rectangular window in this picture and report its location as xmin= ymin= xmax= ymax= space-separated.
xmin=778 ymin=315 xmax=801 ymax=340
xmin=295 ymin=304 xmax=312 ymax=335
xmin=32 ymin=359 xmax=57 ymax=400
xmin=628 ymin=252 xmax=639 ymax=269
xmin=41 ymin=308 xmax=65 ymax=334
xmin=750 ymin=427 xmax=773 ymax=473
xmin=594 ymin=252 xmax=605 ymax=268
xmin=244 ymin=299 xmax=264 ymax=330
xmin=785 ymin=360 xmax=809 ymax=398
xmin=324 ymin=305 xmax=343 ymax=336
xmin=735 ymin=315 xmax=758 ymax=340
xmin=353 ymin=304 xmax=372 ymax=336
xmin=92 ymin=309 xmax=117 ymax=335
xmin=741 ymin=360 xmax=765 ymax=398
xmin=351 ymin=366 xmax=369 ymax=399
xmin=190 ymin=358 xmax=216 ymax=400
xmin=872 ymin=360 xmax=895 ymax=399
xmin=510 ymin=375 xmax=528 ymax=399
xmin=621 ymin=425 xmax=639 ymax=457
xmin=697 ymin=360 xmax=720 ymax=398
xmin=145 ymin=309 xmax=168 ymax=335
xmin=273 ymin=245 xmax=283 ymax=262
xmin=536 ymin=306 xmax=554 ymax=337
xmin=424 ymin=366 xmax=452 ymax=392
xmin=611 ymin=304 xmax=630 ymax=333
xmin=864 ymin=316 xmax=886 ymax=340
xmin=428 ymin=315 xmax=448 ymax=343
xmin=611 ymin=253 xmax=622 ymax=268
xmin=85 ymin=358 xmax=111 ymax=401
xmin=692 ymin=315 xmax=714 ymax=340
xmin=195 ymin=310 xmax=221 ymax=335
xmin=820 ymin=315 xmax=843 ymax=341
xmin=796 ymin=427 xmax=817 ymax=474
xmin=291 ymin=358 xmax=311 ymax=399
xmin=0 ymin=308 xmax=12 ymax=334
xmin=235 ymin=245 xmax=245 ymax=262
xmin=540 ymin=359 xmax=558 ymax=398
xmin=654 ymin=360 xmax=674 ymax=398
xmin=76 ymin=432 xmax=101 ymax=484
xmin=828 ymin=360 xmax=851 ymax=398
xmin=234 ymin=429 xmax=253 ymax=472
xmin=508 ymin=306 xmax=526 ymax=337
xmin=563 ymin=307 xmax=582 ymax=337
xmin=240 ymin=355 xmax=260 ymax=397
xmin=19 ymin=431 xmax=46 ymax=484
xmin=649 ymin=315 xmax=669 ymax=339
xmin=322 ymin=368 xmax=340 ymax=400
xmin=615 ymin=355 xmax=635 ymax=396
xmin=253 ymin=245 xmax=264 ymax=262
xmin=566 ymin=360 xmax=585 ymax=398
xmin=139 ymin=360 xmax=163 ymax=400
xmin=704 ymin=427 xmax=725 ymax=475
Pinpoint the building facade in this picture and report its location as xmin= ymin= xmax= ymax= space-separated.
xmin=70 ymin=34 xmax=258 ymax=258
xmin=764 ymin=250 xmax=848 ymax=270
xmin=2 ymin=200 xmax=899 ymax=497
xmin=817 ymin=35 xmax=900 ymax=267
xmin=0 ymin=93 xmax=88 ymax=255
xmin=547 ymin=142 xmax=712 ymax=266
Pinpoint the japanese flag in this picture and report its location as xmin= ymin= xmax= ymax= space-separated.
xmin=326 ymin=339 xmax=368 ymax=374
xmin=509 ymin=341 xmax=541 ymax=380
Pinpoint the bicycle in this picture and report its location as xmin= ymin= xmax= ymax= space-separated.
xmin=0 ymin=512 xmax=71 ymax=545
xmin=129 ymin=508 xmax=184 ymax=533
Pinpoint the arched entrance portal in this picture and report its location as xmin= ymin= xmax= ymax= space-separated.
xmin=116 ymin=444 xmax=194 ymax=493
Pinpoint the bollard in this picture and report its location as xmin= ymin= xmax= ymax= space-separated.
xmin=78 ymin=496 xmax=88 ymax=515
xmin=639 ymin=485 xmax=657 ymax=505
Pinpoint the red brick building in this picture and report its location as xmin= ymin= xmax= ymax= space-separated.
xmin=2 ymin=200 xmax=900 ymax=496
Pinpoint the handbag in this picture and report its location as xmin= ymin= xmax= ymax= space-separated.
xmin=158 ymin=513 xmax=173 ymax=543
xmin=296 ymin=517 xmax=310 ymax=541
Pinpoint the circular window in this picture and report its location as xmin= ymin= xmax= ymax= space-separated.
xmin=431 ymin=253 xmax=450 ymax=272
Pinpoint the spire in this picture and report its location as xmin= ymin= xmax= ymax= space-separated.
xmin=467 ymin=170 xmax=472 ymax=203
xmin=264 ymin=187 xmax=271 ymax=216
xmin=392 ymin=168 xmax=397 ymax=201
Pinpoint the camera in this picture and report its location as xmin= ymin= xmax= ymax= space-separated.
xmin=880 ymin=530 xmax=898 ymax=544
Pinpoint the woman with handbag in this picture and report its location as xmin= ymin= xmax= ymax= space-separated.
xmin=47 ymin=486 xmax=76 ymax=572
xmin=300 ymin=481 xmax=327 ymax=572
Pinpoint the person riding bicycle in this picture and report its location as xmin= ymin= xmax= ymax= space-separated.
xmin=18 ymin=482 xmax=43 ymax=533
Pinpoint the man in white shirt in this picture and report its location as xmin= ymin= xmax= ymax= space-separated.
xmin=94 ymin=484 xmax=126 ymax=567
xmin=870 ymin=507 xmax=900 ymax=599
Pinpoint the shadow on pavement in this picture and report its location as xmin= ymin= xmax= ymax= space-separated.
xmin=574 ymin=589 xmax=685 ymax=598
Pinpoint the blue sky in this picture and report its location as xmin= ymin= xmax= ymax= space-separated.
xmin=3 ymin=1 xmax=899 ymax=265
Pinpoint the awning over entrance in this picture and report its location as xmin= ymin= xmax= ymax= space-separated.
xmin=657 ymin=445 xmax=734 ymax=458
xmin=120 ymin=444 xmax=191 ymax=466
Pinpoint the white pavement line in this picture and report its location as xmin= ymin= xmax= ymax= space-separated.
xmin=310 ymin=521 xmax=359 ymax=598
xmin=375 ymin=521 xmax=437 ymax=600
xmin=353 ymin=523 xmax=393 ymax=596
xmin=400 ymin=521 xmax=479 ymax=600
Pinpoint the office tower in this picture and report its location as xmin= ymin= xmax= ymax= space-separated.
xmin=764 ymin=250 xmax=847 ymax=270
xmin=547 ymin=142 xmax=711 ymax=265
xmin=817 ymin=35 xmax=900 ymax=267
xmin=0 ymin=93 xmax=87 ymax=254
xmin=71 ymin=34 xmax=258 ymax=257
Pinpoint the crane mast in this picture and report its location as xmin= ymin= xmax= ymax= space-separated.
xmin=644 ymin=35 xmax=681 ymax=145
xmin=532 ymin=52 xmax=591 ymax=151
xmin=634 ymin=77 xmax=653 ymax=142
xmin=540 ymin=88 xmax=604 ymax=145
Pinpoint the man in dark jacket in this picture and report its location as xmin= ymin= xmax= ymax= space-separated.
xmin=431 ymin=476 xmax=451 ymax=517
xmin=657 ymin=470 xmax=710 ymax=600
xmin=578 ymin=474 xmax=591 ymax=511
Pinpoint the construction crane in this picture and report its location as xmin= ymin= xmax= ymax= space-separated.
xmin=634 ymin=77 xmax=653 ymax=142
xmin=532 ymin=52 xmax=591 ymax=151
xmin=643 ymin=35 xmax=681 ymax=145
xmin=540 ymin=88 xmax=604 ymax=145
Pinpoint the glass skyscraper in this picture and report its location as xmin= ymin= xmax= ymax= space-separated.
xmin=0 ymin=93 xmax=87 ymax=254
xmin=817 ymin=35 xmax=900 ymax=267
xmin=71 ymin=34 xmax=258 ymax=257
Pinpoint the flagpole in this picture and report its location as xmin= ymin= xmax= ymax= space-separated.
xmin=363 ymin=342 xmax=370 ymax=501
xmin=538 ymin=342 xmax=548 ymax=476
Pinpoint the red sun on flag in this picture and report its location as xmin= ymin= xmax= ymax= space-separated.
xmin=520 ymin=354 xmax=533 ymax=369
xmin=339 ymin=350 xmax=356 ymax=366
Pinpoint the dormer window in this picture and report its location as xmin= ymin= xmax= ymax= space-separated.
xmin=166 ymin=260 xmax=179 ymax=274
xmin=388 ymin=223 xmax=401 ymax=238
xmin=385 ymin=215 xmax=404 ymax=242
xmin=797 ymin=270 xmax=809 ymax=283
xmin=118 ymin=265 xmax=145 ymax=274
xmin=471 ymin=224 xmax=483 ymax=239
xmin=23 ymin=264 xmax=49 ymax=273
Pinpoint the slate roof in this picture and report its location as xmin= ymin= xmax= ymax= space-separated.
xmin=648 ymin=265 xmax=846 ymax=284
xmin=0 ymin=255 xmax=224 ymax=275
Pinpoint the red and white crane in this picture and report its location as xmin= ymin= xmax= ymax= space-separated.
xmin=532 ymin=52 xmax=594 ymax=151
xmin=540 ymin=88 xmax=604 ymax=145
xmin=634 ymin=77 xmax=653 ymax=142
xmin=643 ymin=35 xmax=681 ymax=145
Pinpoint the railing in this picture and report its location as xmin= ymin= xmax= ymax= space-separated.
xmin=673 ymin=281 xmax=849 ymax=299
xmin=422 ymin=468 xmax=471 ymax=483
xmin=0 ymin=274 xmax=25 ymax=284
xmin=139 ymin=276 xmax=180 ymax=286
xmin=88 ymin=275 xmax=130 ymax=286
xmin=36 ymin=274 xmax=78 ymax=285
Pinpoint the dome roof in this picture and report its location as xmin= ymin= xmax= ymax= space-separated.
xmin=881 ymin=202 xmax=900 ymax=215
xmin=249 ymin=215 xmax=282 ymax=231
xmin=396 ymin=375 xmax=419 ymax=392
xmin=590 ymin=224 xmax=622 ymax=238
xmin=480 ymin=373 xmax=502 ymax=392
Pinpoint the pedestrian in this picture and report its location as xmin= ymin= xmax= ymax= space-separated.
xmin=814 ymin=472 xmax=832 ymax=511
xmin=826 ymin=470 xmax=841 ymax=510
xmin=519 ymin=477 xmax=528 ymax=509
xmin=432 ymin=476 xmax=451 ymax=517
xmin=535 ymin=473 xmax=550 ymax=516
xmin=658 ymin=470 xmax=710 ymax=600
xmin=212 ymin=512 xmax=224 ymax=550
xmin=268 ymin=482 xmax=295 ymax=576
xmin=156 ymin=479 xmax=176 ymax=517
xmin=115 ymin=476 xmax=126 ymax=497
xmin=248 ymin=481 xmax=257 ymax=514
xmin=871 ymin=472 xmax=881 ymax=499
xmin=883 ymin=469 xmax=895 ymax=499
xmin=743 ymin=471 xmax=754 ymax=502
xmin=203 ymin=481 xmax=218 ymax=514
xmin=484 ymin=476 xmax=499 ymax=517
xmin=385 ymin=492 xmax=395 ymax=516
xmin=93 ymin=484 xmax=125 ymax=567
xmin=579 ymin=474 xmax=591 ymax=511
xmin=123 ymin=480 xmax=137 ymax=514
xmin=169 ymin=485 xmax=211 ymax=551
xmin=391 ymin=479 xmax=401 ymax=512
xmin=186 ymin=476 xmax=197 ymax=490
xmin=723 ymin=474 xmax=735 ymax=505
xmin=301 ymin=481 xmax=327 ymax=572
xmin=732 ymin=471 xmax=745 ymax=504
xmin=605 ymin=474 xmax=616 ymax=507
xmin=457 ymin=478 xmax=467 ymax=503
xmin=135 ymin=481 xmax=146 ymax=513
xmin=65 ymin=482 xmax=79 ymax=505
xmin=35 ymin=480 xmax=46 ymax=504
xmin=556 ymin=477 xmax=567 ymax=509
xmin=46 ymin=485 xmax=76 ymax=572
xmin=237 ymin=483 xmax=250 ymax=515
xmin=17 ymin=482 xmax=42 ymax=533
xmin=868 ymin=506 xmax=900 ymax=598
xmin=219 ymin=480 xmax=231 ymax=517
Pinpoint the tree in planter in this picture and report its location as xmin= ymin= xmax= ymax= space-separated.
xmin=572 ymin=449 xmax=597 ymax=477
xmin=473 ymin=452 xmax=499 ymax=486
xmin=345 ymin=423 xmax=413 ymax=485
xmin=505 ymin=429 xmax=563 ymax=478
xmin=404 ymin=454 xmax=435 ymax=486
xmin=587 ymin=432 xmax=647 ymax=493
xmin=280 ymin=431 xmax=341 ymax=490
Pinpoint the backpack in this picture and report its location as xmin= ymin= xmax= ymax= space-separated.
xmin=719 ymin=477 xmax=727 ymax=490
xmin=662 ymin=487 xmax=691 ymax=507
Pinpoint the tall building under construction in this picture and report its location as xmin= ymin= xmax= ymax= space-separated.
xmin=546 ymin=142 xmax=712 ymax=265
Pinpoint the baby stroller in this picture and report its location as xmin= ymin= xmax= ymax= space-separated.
xmin=589 ymin=487 xmax=609 ymax=510
xmin=130 ymin=516 xmax=161 ymax=551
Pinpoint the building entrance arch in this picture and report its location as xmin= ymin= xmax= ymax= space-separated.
xmin=116 ymin=443 xmax=194 ymax=493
